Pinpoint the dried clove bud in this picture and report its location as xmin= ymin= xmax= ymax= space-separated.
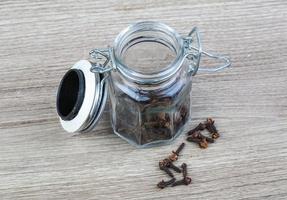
xmin=205 ymin=118 xmax=220 ymax=139
xmin=181 ymin=163 xmax=187 ymax=178
xmin=159 ymin=166 xmax=174 ymax=178
xmin=174 ymin=142 xmax=185 ymax=155
xmin=187 ymin=123 xmax=206 ymax=135
xmin=166 ymin=162 xmax=182 ymax=173
xmin=168 ymin=142 xmax=185 ymax=161
xmin=171 ymin=177 xmax=192 ymax=187
xmin=186 ymin=136 xmax=201 ymax=143
xmin=157 ymin=178 xmax=176 ymax=189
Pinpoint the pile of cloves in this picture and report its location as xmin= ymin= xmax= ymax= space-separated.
xmin=186 ymin=118 xmax=220 ymax=149
xmin=156 ymin=118 xmax=221 ymax=189
xmin=157 ymin=143 xmax=192 ymax=189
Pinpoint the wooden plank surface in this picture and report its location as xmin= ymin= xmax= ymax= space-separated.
xmin=1 ymin=0 xmax=287 ymax=199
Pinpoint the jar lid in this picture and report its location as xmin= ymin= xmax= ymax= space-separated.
xmin=56 ymin=60 xmax=108 ymax=133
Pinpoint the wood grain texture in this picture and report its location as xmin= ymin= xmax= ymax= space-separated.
xmin=1 ymin=0 xmax=287 ymax=199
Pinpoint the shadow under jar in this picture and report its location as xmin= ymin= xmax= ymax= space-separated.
xmin=56 ymin=21 xmax=230 ymax=148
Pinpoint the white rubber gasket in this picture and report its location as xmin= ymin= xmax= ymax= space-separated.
xmin=81 ymin=79 xmax=108 ymax=132
xmin=60 ymin=60 xmax=98 ymax=133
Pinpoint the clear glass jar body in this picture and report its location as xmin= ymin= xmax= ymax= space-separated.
xmin=109 ymin=63 xmax=192 ymax=147
xmin=108 ymin=21 xmax=193 ymax=147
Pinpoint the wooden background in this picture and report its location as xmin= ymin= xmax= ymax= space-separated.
xmin=1 ymin=0 xmax=287 ymax=199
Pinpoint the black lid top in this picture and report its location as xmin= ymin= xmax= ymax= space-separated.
xmin=56 ymin=69 xmax=85 ymax=121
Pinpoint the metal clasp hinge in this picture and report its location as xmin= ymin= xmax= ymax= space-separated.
xmin=89 ymin=48 xmax=114 ymax=74
xmin=183 ymin=27 xmax=202 ymax=76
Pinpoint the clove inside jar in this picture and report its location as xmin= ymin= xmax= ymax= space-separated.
xmin=56 ymin=21 xmax=230 ymax=148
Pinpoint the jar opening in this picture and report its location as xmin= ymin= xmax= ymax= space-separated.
xmin=113 ymin=21 xmax=184 ymax=84
xmin=122 ymin=41 xmax=176 ymax=74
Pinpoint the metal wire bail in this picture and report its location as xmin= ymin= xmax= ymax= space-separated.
xmin=184 ymin=27 xmax=231 ymax=76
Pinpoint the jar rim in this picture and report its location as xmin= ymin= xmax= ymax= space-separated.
xmin=112 ymin=21 xmax=185 ymax=84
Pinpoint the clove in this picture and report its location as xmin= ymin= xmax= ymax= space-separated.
xmin=171 ymin=177 xmax=192 ymax=187
xmin=174 ymin=142 xmax=185 ymax=155
xmin=181 ymin=163 xmax=187 ymax=178
xmin=186 ymin=136 xmax=201 ymax=143
xmin=205 ymin=118 xmax=220 ymax=139
xmin=166 ymin=162 xmax=182 ymax=173
xmin=159 ymin=165 xmax=174 ymax=178
xmin=157 ymin=178 xmax=176 ymax=189
xmin=169 ymin=142 xmax=185 ymax=161
xmin=187 ymin=123 xmax=206 ymax=135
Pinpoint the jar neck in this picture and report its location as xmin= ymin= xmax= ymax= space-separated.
xmin=112 ymin=21 xmax=185 ymax=85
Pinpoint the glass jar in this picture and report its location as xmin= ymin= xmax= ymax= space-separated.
xmin=56 ymin=21 xmax=230 ymax=148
